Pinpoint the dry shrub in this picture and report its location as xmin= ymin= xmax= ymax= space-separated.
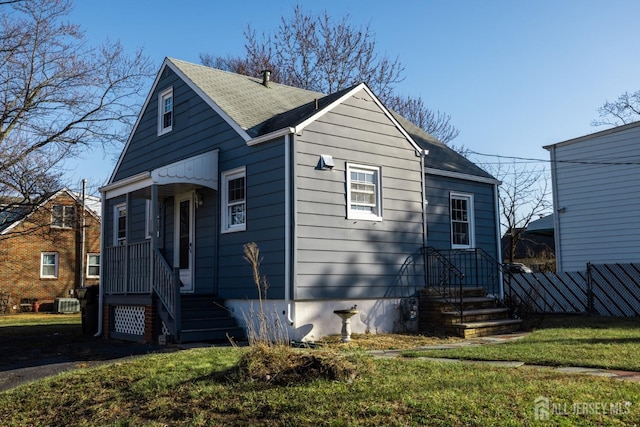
xmin=231 ymin=343 xmax=372 ymax=386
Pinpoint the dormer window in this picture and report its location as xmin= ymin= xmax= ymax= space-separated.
xmin=158 ymin=87 xmax=173 ymax=135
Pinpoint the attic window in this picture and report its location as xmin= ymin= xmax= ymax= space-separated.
xmin=51 ymin=205 xmax=76 ymax=228
xmin=158 ymin=87 xmax=173 ymax=135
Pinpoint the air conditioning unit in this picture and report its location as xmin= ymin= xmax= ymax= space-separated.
xmin=54 ymin=298 xmax=80 ymax=314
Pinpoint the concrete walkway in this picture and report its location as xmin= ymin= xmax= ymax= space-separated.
xmin=367 ymin=332 xmax=640 ymax=382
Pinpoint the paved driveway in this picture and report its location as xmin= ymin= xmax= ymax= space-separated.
xmin=0 ymin=322 xmax=173 ymax=392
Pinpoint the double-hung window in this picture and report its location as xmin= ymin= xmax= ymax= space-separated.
xmin=158 ymin=87 xmax=173 ymax=135
xmin=51 ymin=205 xmax=76 ymax=228
xmin=450 ymin=193 xmax=474 ymax=249
xmin=87 ymin=253 xmax=100 ymax=278
xmin=114 ymin=203 xmax=127 ymax=245
xmin=41 ymin=252 xmax=58 ymax=278
xmin=221 ymin=167 xmax=246 ymax=232
xmin=346 ymin=163 xmax=382 ymax=221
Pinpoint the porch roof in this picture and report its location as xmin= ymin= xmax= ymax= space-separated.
xmin=100 ymin=150 xmax=218 ymax=199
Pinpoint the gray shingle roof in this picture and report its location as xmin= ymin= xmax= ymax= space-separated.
xmin=169 ymin=58 xmax=323 ymax=137
xmin=391 ymin=112 xmax=496 ymax=180
xmin=169 ymin=58 xmax=495 ymax=180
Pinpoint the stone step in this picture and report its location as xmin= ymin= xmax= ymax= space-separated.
xmin=440 ymin=307 xmax=510 ymax=324
xmin=449 ymin=319 xmax=522 ymax=339
xmin=442 ymin=287 xmax=487 ymax=298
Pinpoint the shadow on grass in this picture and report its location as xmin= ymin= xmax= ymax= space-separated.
xmin=0 ymin=323 xmax=173 ymax=373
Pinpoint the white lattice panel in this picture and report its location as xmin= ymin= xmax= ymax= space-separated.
xmin=113 ymin=306 xmax=145 ymax=336
xmin=161 ymin=321 xmax=170 ymax=336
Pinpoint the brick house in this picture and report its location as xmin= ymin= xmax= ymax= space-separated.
xmin=0 ymin=188 xmax=101 ymax=312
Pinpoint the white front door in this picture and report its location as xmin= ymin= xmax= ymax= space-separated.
xmin=175 ymin=193 xmax=194 ymax=292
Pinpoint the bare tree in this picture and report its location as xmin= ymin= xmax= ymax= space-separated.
xmin=200 ymin=5 xmax=460 ymax=145
xmin=485 ymin=161 xmax=552 ymax=263
xmin=0 ymin=0 xmax=153 ymax=237
xmin=385 ymin=95 xmax=461 ymax=146
xmin=592 ymin=90 xmax=640 ymax=127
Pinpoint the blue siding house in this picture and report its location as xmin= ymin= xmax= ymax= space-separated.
xmin=99 ymin=58 xmax=502 ymax=343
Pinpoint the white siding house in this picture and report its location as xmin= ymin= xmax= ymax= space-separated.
xmin=545 ymin=121 xmax=640 ymax=272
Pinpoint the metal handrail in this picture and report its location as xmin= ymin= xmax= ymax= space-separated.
xmin=423 ymin=247 xmax=465 ymax=323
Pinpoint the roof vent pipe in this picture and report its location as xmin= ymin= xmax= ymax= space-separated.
xmin=262 ymin=70 xmax=271 ymax=87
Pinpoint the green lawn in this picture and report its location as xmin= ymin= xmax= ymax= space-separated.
xmin=0 ymin=313 xmax=81 ymax=327
xmin=1 ymin=346 xmax=639 ymax=426
xmin=404 ymin=315 xmax=640 ymax=371
xmin=1 ymin=314 xmax=639 ymax=425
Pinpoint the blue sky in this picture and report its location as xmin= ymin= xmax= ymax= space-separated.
xmin=66 ymin=0 xmax=640 ymax=194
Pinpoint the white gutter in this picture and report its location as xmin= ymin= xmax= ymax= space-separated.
xmin=284 ymin=134 xmax=294 ymax=325
xmin=247 ymin=127 xmax=296 ymax=146
xmin=424 ymin=167 xmax=501 ymax=185
xmin=493 ymin=182 xmax=504 ymax=299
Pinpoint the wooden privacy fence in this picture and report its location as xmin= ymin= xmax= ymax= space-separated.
xmin=505 ymin=263 xmax=640 ymax=317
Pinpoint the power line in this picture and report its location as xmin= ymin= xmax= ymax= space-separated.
xmin=469 ymin=150 xmax=640 ymax=166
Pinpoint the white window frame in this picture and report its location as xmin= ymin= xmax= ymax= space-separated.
xmin=450 ymin=193 xmax=475 ymax=249
xmin=221 ymin=166 xmax=246 ymax=233
xmin=114 ymin=203 xmax=127 ymax=246
xmin=86 ymin=253 xmax=100 ymax=278
xmin=40 ymin=252 xmax=59 ymax=278
xmin=157 ymin=87 xmax=173 ymax=136
xmin=346 ymin=163 xmax=383 ymax=221
xmin=51 ymin=204 xmax=76 ymax=229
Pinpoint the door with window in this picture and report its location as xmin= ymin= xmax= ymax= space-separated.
xmin=175 ymin=193 xmax=194 ymax=292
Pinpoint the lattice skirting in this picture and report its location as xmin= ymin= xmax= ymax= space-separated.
xmin=113 ymin=305 xmax=146 ymax=336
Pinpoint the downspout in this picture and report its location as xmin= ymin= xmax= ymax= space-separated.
xmin=95 ymin=189 xmax=106 ymax=337
xmin=548 ymin=145 xmax=562 ymax=272
xmin=420 ymin=149 xmax=428 ymax=248
xmin=493 ymin=182 xmax=504 ymax=299
xmin=420 ymin=149 xmax=428 ymax=291
xmin=284 ymin=133 xmax=294 ymax=325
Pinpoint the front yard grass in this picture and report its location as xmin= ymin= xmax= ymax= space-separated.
xmin=404 ymin=315 xmax=640 ymax=371
xmin=2 ymin=314 xmax=640 ymax=425
xmin=1 ymin=346 xmax=639 ymax=426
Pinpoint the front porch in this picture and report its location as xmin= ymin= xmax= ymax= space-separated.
xmin=99 ymin=149 xmax=244 ymax=344
xmin=102 ymin=240 xmax=244 ymax=343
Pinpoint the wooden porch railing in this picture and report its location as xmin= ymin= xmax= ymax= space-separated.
xmin=104 ymin=242 xmax=151 ymax=294
xmin=104 ymin=241 xmax=180 ymax=340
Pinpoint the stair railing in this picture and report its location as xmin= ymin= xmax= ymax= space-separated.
xmin=423 ymin=247 xmax=465 ymax=323
xmin=151 ymin=248 xmax=181 ymax=342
